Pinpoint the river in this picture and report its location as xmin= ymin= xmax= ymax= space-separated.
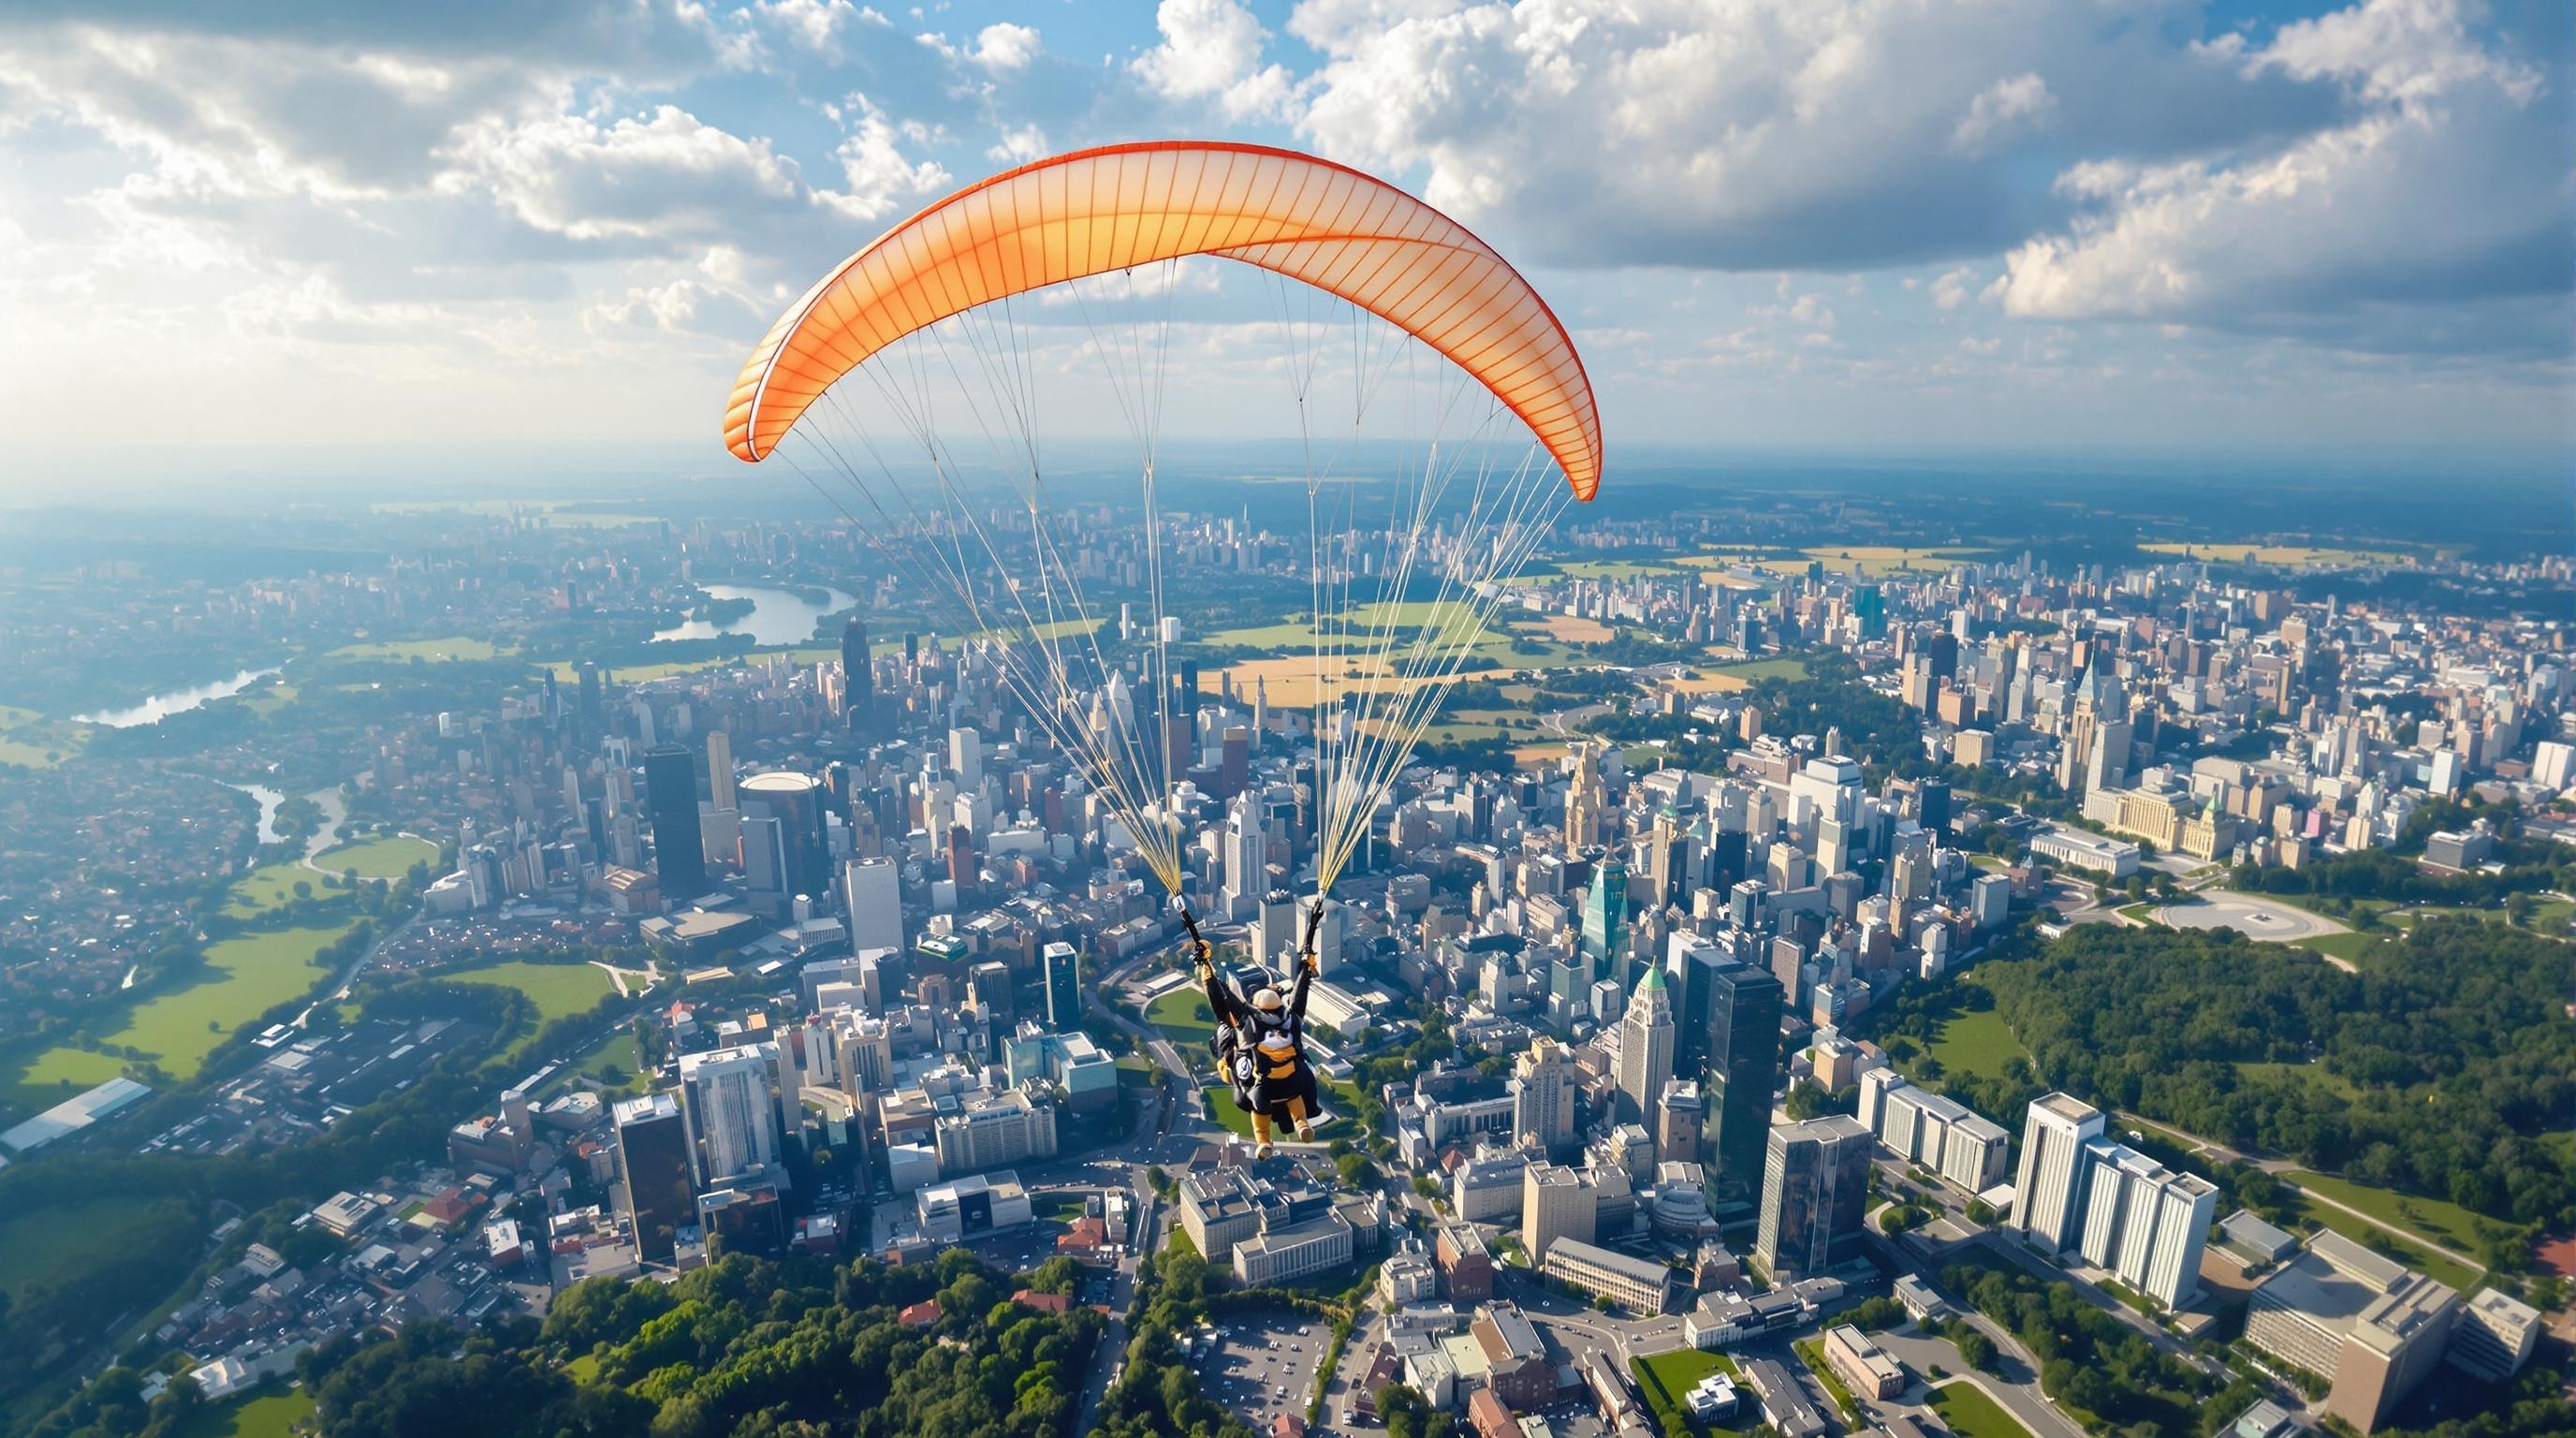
xmin=74 ymin=667 xmax=281 ymax=727
xmin=651 ymin=583 xmax=855 ymax=647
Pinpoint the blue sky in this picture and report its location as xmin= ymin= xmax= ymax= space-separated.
xmin=0 ymin=0 xmax=2566 ymax=491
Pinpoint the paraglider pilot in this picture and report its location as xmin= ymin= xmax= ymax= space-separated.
xmin=1190 ymin=903 xmax=1324 ymax=1157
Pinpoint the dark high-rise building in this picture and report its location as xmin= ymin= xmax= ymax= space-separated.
xmin=1043 ymin=942 xmax=1082 ymax=1028
xmin=1752 ymin=1114 xmax=1872 ymax=1280
xmin=841 ymin=615 xmax=873 ymax=731
xmin=643 ymin=743 xmax=708 ymax=900
xmin=1703 ymin=961 xmax=1784 ymax=1201
xmin=1220 ymin=725 xmax=1249 ymax=798
xmin=1579 ymin=853 xmax=1627 ymax=976
xmin=1918 ymin=779 xmax=1952 ymax=841
xmin=577 ymin=660 xmax=603 ymax=734
xmin=739 ymin=771 xmax=827 ymax=900
xmin=614 ymin=1093 xmax=695 ymax=1263
xmin=945 ymin=824 xmax=975 ymax=894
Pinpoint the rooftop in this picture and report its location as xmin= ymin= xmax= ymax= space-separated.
xmin=2253 ymin=1231 xmax=2456 ymax=1356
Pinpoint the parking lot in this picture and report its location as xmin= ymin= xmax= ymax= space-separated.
xmin=1199 ymin=1308 xmax=1327 ymax=1430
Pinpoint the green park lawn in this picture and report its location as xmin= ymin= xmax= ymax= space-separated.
xmin=1146 ymin=989 xmax=1218 ymax=1047
xmin=550 ymin=1031 xmax=648 ymax=1099
xmin=0 ymin=734 xmax=77 ymax=769
xmin=2283 ymin=1168 xmax=2497 ymax=1259
xmin=1927 ymin=1380 xmax=2037 ymax=1438
xmin=2280 ymin=1192 xmax=2483 ymax=1294
xmin=1200 ymin=1078 xmax=1365 ymax=1140
xmin=313 ymin=833 xmax=441 ymax=881
xmin=223 ymin=860 xmax=342 ymax=918
xmin=172 ymin=1387 xmax=315 ymax=1438
xmin=4 ymin=1045 xmax=133 ymax=1113
xmin=2235 ymin=1061 xmax=2362 ymax=1101
xmin=2294 ymin=931 xmax=2385 ymax=963
xmin=2519 ymin=897 xmax=2576 ymax=936
xmin=1629 ymin=1348 xmax=1748 ymax=1438
xmin=445 ymin=961 xmax=617 ymax=1024
xmin=1709 ymin=656 xmax=1809 ymax=682
xmin=1791 ymin=1338 xmax=1859 ymax=1421
xmin=1633 ymin=1346 xmax=1738 ymax=1400
xmin=1927 ymin=1000 xmax=2029 ymax=1085
xmin=327 ymin=636 xmax=502 ymax=663
xmin=7 ymin=919 xmax=361 ymax=1099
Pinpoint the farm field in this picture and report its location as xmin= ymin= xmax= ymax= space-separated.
xmin=2138 ymin=541 xmax=2411 ymax=568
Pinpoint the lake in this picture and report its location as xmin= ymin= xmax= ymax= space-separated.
xmin=75 ymin=668 xmax=281 ymax=727
xmin=225 ymin=780 xmax=347 ymax=856
xmin=651 ymin=583 xmax=855 ymax=647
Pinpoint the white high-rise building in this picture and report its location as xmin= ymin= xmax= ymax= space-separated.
xmin=679 ymin=1043 xmax=783 ymax=1186
xmin=842 ymin=857 xmax=901 ymax=954
xmin=2014 ymin=1092 xmax=2107 ymax=1254
xmin=1221 ymin=791 xmax=1267 ymax=921
xmin=2078 ymin=1142 xmax=2218 ymax=1309
xmin=1511 ymin=1038 xmax=1576 ymax=1156
xmin=1615 ymin=966 xmax=1674 ymax=1128
xmin=948 ymin=726 xmax=982 ymax=787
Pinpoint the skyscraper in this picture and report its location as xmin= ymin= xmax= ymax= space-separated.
xmin=2014 ymin=1092 xmax=2108 ymax=1254
xmin=1222 ymin=790 xmax=1266 ymax=920
xmin=1616 ymin=965 xmax=1674 ymax=1127
xmin=739 ymin=770 xmax=827 ymax=901
xmin=642 ymin=743 xmax=708 ymax=900
xmin=1580 ymin=852 xmax=1628 ymax=975
xmin=1042 ymin=941 xmax=1082 ymax=1029
xmin=842 ymin=856 xmax=901 ymax=953
xmin=1512 ymin=1037 xmax=1576 ymax=1157
xmin=705 ymin=729 xmax=736 ymax=814
xmin=1753 ymin=1114 xmax=1872 ymax=1281
xmin=2078 ymin=1142 xmax=2219 ymax=1309
xmin=1704 ymin=960 xmax=1783 ymax=1200
xmin=679 ymin=1044 xmax=783 ymax=1186
xmin=841 ymin=615 xmax=873 ymax=731
xmin=614 ymin=1092 xmax=695 ymax=1263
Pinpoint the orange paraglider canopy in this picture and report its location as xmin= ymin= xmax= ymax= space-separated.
xmin=724 ymin=140 xmax=1602 ymax=500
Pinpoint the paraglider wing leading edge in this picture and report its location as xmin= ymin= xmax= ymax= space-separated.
xmin=723 ymin=139 xmax=1602 ymax=500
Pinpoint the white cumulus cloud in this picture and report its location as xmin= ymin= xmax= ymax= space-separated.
xmin=1133 ymin=0 xmax=1297 ymax=121
xmin=1991 ymin=0 xmax=2568 ymax=355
